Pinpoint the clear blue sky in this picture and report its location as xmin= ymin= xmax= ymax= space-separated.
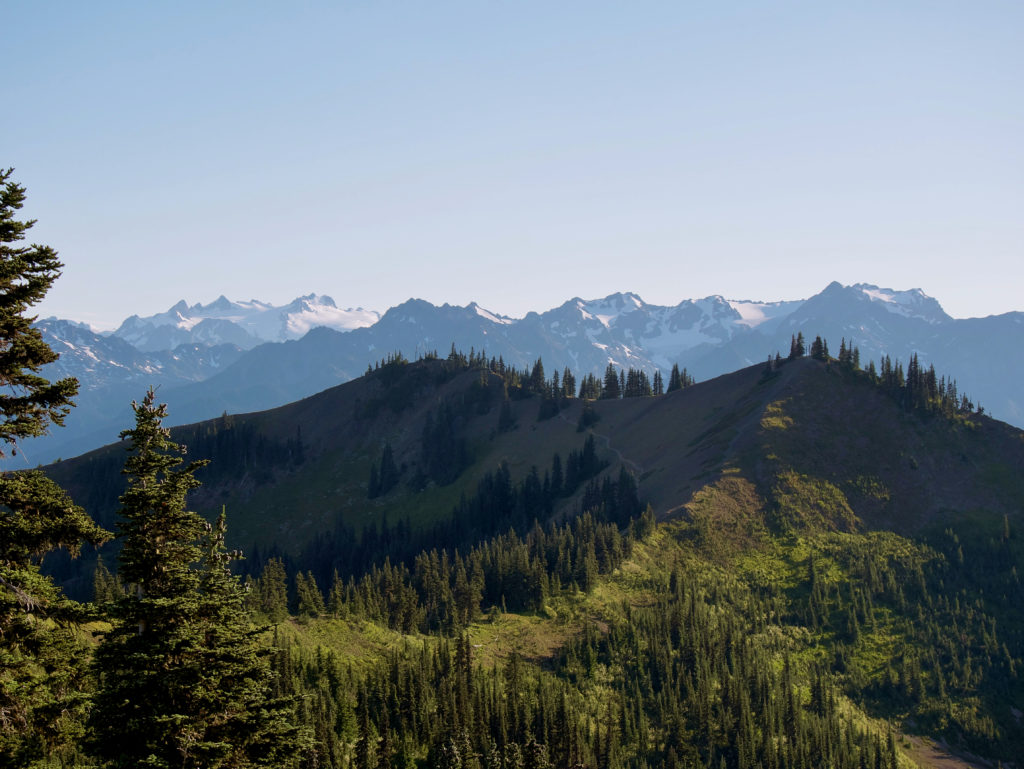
xmin=7 ymin=1 xmax=1022 ymax=328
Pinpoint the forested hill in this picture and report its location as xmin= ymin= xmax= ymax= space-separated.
xmin=46 ymin=348 xmax=1024 ymax=589
xmin=38 ymin=346 xmax=1024 ymax=767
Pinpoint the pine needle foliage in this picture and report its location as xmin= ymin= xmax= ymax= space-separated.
xmin=0 ymin=168 xmax=79 ymax=452
xmin=0 ymin=169 xmax=109 ymax=765
xmin=0 ymin=472 xmax=108 ymax=765
xmin=89 ymin=390 xmax=303 ymax=768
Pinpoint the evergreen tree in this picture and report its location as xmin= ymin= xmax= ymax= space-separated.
xmin=601 ymin=364 xmax=621 ymax=400
xmin=192 ymin=512 xmax=304 ymax=765
xmin=838 ymin=338 xmax=855 ymax=369
xmin=523 ymin=737 xmax=551 ymax=769
xmin=667 ymin=363 xmax=683 ymax=392
xmin=355 ymin=686 xmax=376 ymax=769
xmin=561 ymin=367 xmax=576 ymax=400
xmin=576 ymin=402 xmax=599 ymax=432
xmin=296 ymin=570 xmax=326 ymax=618
xmin=0 ymin=169 xmax=109 ymax=764
xmin=378 ymin=443 xmax=399 ymax=493
xmin=810 ymin=336 xmax=826 ymax=360
xmin=89 ymin=390 xmax=301 ymax=767
xmin=0 ymin=473 xmax=109 ymax=764
xmin=577 ymin=373 xmax=601 ymax=400
xmin=327 ymin=569 xmax=346 ymax=617
xmin=666 ymin=364 xmax=694 ymax=392
xmin=528 ymin=358 xmax=546 ymax=395
xmin=369 ymin=443 xmax=400 ymax=498
xmin=89 ymin=389 xmax=211 ymax=765
xmin=93 ymin=554 xmax=122 ymax=604
xmin=0 ymin=168 xmax=80 ymax=450
xmin=256 ymin=557 xmax=290 ymax=623
xmin=788 ymin=332 xmax=806 ymax=360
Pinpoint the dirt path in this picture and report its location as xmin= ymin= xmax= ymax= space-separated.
xmin=899 ymin=734 xmax=993 ymax=769
xmin=558 ymin=410 xmax=645 ymax=477
xmin=591 ymin=426 xmax=645 ymax=476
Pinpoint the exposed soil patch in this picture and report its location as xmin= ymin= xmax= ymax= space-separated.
xmin=900 ymin=734 xmax=994 ymax=769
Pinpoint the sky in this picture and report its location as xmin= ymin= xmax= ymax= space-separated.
xmin=7 ymin=1 xmax=1023 ymax=329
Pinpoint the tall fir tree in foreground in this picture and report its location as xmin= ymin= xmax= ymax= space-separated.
xmin=0 ymin=168 xmax=109 ymax=765
xmin=89 ymin=390 xmax=302 ymax=768
xmin=0 ymin=168 xmax=80 ymax=449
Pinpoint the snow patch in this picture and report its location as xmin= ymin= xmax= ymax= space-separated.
xmin=576 ymin=293 xmax=647 ymax=329
xmin=471 ymin=303 xmax=514 ymax=325
xmin=726 ymin=300 xmax=800 ymax=329
xmin=853 ymin=284 xmax=947 ymax=324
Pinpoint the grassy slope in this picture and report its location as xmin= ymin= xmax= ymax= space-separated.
xmin=278 ymin=513 xmax=996 ymax=767
xmin=47 ymin=357 xmax=805 ymax=554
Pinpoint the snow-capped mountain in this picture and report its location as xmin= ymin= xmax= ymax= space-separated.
xmin=850 ymin=283 xmax=950 ymax=324
xmin=19 ymin=283 xmax=1024 ymax=467
xmin=39 ymin=319 xmax=245 ymax=390
xmin=23 ymin=320 xmax=245 ymax=466
xmin=527 ymin=292 xmax=803 ymax=373
xmin=112 ymin=294 xmax=380 ymax=351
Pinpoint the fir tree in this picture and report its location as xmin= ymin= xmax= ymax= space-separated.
xmin=0 ymin=168 xmax=80 ymax=450
xmin=89 ymin=389 xmax=211 ymax=765
xmin=92 ymin=554 xmax=122 ymax=604
xmin=296 ymin=570 xmax=326 ymax=618
xmin=528 ymin=358 xmax=546 ymax=395
xmin=327 ymin=569 xmax=346 ymax=617
xmin=89 ymin=390 xmax=301 ymax=767
xmin=192 ymin=512 xmax=305 ymax=765
xmin=667 ymin=364 xmax=694 ymax=391
xmin=789 ymin=332 xmax=806 ymax=360
xmin=601 ymin=364 xmax=621 ymax=400
xmin=256 ymin=557 xmax=290 ymax=623
xmin=0 ymin=473 xmax=109 ymax=764
xmin=561 ymin=367 xmax=576 ymax=400
xmin=0 ymin=169 xmax=109 ymax=764
xmin=368 ymin=442 xmax=400 ymax=498
xmin=667 ymin=363 xmax=683 ymax=392
xmin=810 ymin=336 xmax=826 ymax=360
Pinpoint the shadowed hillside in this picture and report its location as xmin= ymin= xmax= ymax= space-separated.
xmin=45 ymin=353 xmax=1024 ymax=589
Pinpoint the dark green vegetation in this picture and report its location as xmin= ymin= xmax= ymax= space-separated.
xmin=6 ymin=169 xmax=1024 ymax=767
xmin=1 ymin=172 xmax=302 ymax=768
xmin=0 ymin=169 xmax=110 ymax=766
xmin=47 ymin=348 xmax=697 ymax=577
xmin=88 ymin=392 xmax=302 ymax=767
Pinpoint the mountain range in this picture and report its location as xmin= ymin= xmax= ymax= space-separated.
xmin=20 ymin=281 xmax=1023 ymax=466
xmin=110 ymin=293 xmax=380 ymax=351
